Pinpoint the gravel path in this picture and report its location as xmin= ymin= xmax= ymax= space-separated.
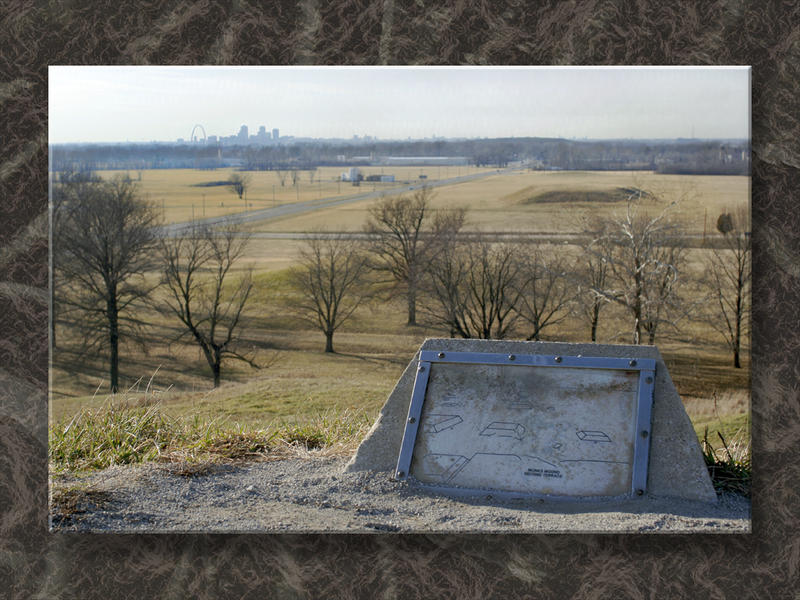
xmin=50 ymin=456 xmax=750 ymax=533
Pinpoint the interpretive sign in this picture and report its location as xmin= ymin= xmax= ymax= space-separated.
xmin=394 ymin=351 xmax=656 ymax=499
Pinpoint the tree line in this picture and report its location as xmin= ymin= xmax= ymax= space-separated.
xmin=53 ymin=174 xmax=750 ymax=394
xmin=53 ymin=172 xmax=259 ymax=392
xmin=51 ymin=137 xmax=749 ymax=175
xmin=291 ymin=186 xmax=750 ymax=366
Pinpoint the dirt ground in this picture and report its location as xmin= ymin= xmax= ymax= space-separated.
xmin=50 ymin=455 xmax=750 ymax=534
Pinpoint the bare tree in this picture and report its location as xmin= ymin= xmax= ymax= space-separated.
xmin=640 ymin=241 xmax=687 ymax=345
xmin=590 ymin=191 xmax=687 ymax=345
xmin=160 ymin=225 xmax=257 ymax=387
xmin=55 ymin=175 xmax=160 ymax=392
xmin=227 ymin=173 xmax=251 ymax=202
xmin=289 ymin=233 xmax=371 ymax=353
xmin=578 ymin=235 xmax=613 ymax=342
xmin=420 ymin=222 xmax=470 ymax=337
xmin=707 ymin=208 xmax=751 ymax=368
xmin=424 ymin=236 xmax=521 ymax=339
xmin=290 ymin=170 xmax=300 ymax=186
xmin=515 ymin=244 xmax=576 ymax=341
xmin=461 ymin=238 xmax=522 ymax=339
xmin=275 ymin=169 xmax=288 ymax=187
xmin=365 ymin=186 xmax=464 ymax=326
xmin=51 ymin=170 xmax=103 ymax=348
xmin=570 ymin=215 xmax=614 ymax=342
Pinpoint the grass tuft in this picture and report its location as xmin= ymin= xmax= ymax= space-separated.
xmin=701 ymin=425 xmax=751 ymax=497
xmin=49 ymin=400 xmax=177 ymax=472
xmin=274 ymin=409 xmax=372 ymax=450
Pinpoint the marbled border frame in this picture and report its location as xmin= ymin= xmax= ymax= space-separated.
xmin=2 ymin=1 xmax=797 ymax=596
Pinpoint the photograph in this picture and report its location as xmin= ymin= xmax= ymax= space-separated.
xmin=47 ymin=65 xmax=751 ymax=533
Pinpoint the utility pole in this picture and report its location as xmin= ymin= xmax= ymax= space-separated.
xmin=703 ymin=208 xmax=707 ymax=246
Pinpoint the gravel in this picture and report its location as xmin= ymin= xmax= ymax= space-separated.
xmin=50 ymin=456 xmax=750 ymax=533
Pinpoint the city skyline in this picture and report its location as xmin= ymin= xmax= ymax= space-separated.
xmin=49 ymin=66 xmax=750 ymax=144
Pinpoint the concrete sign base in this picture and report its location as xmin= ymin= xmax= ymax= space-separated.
xmin=345 ymin=338 xmax=718 ymax=504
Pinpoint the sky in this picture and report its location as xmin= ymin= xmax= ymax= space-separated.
xmin=49 ymin=66 xmax=750 ymax=144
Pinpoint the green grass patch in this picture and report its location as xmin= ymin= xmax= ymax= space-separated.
xmin=251 ymin=266 xmax=294 ymax=292
xmin=49 ymin=397 xmax=373 ymax=474
xmin=684 ymin=388 xmax=750 ymax=496
xmin=692 ymin=411 xmax=749 ymax=446
xmin=691 ymin=408 xmax=750 ymax=496
xmin=276 ymin=411 xmax=373 ymax=449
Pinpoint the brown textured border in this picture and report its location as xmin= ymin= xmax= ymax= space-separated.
xmin=2 ymin=1 xmax=797 ymax=596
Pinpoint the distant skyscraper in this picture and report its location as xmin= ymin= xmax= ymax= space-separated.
xmin=237 ymin=125 xmax=248 ymax=144
xmin=272 ymin=128 xmax=279 ymax=141
xmin=257 ymin=126 xmax=268 ymax=144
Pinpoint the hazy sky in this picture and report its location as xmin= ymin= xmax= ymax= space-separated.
xmin=49 ymin=66 xmax=750 ymax=143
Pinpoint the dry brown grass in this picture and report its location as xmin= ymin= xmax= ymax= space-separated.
xmin=52 ymin=168 xmax=750 ymax=461
xmin=240 ymin=170 xmax=748 ymax=234
xmin=96 ymin=166 xmax=498 ymax=225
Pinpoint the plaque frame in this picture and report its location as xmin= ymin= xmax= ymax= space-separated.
xmin=394 ymin=350 xmax=657 ymax=498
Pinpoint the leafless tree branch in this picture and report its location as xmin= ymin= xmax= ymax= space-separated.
xmin=54 ymin=174 xmax=160 ymax=392
xmin=159 ymin=224 xmax=258 ymax=387
xmin=288 ymin=232 xmax=372 ymax=353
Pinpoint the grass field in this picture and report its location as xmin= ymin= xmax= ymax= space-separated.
xmin=51 ymin=167 xmax=750 ymax=479
xmin=239 ymin=170 xmax=749 ymax=234
xmin=50 ymin=256 xmax=750 ymax=437
xmin=96 ymin=166 xmax=498 ymax=225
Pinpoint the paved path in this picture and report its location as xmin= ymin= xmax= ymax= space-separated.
xmin=160 ymin=168 xmax=520 ymax=236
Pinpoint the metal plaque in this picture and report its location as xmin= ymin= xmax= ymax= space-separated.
xmin=395 ymin=351 xmax=656 ymax=499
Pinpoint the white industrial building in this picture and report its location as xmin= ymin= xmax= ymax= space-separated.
xmin=341 ymin=167 xmax=361 ymax=181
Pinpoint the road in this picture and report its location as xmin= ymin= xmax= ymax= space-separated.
xmin=160 ymin=168 xmax=520 ymax=236
xmin=158 ymin=168 xmax=726 ymax=249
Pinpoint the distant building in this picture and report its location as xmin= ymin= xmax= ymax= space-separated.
xmin=237 ymin=125 xmax=248 ymax=144
xmin=272 ymin=128 xmax=279 ymax=141
xmin=366 ymin=174 xmax=395 ymax=182
xmin=341 ymin=167 xmax=361 ymax=182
